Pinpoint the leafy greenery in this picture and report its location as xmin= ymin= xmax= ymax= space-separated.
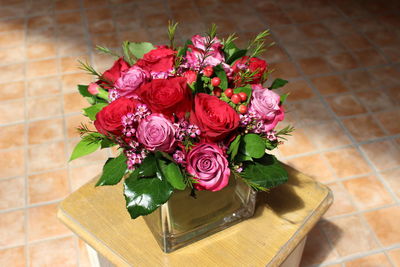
xmin=123 ymin=152 xmax=175 ymax=219
xmin=78 ymin=60 xmax=102 ymax=77
xmin=128 ymin=42 xmax=155 ymax=60
xmin=276 ymin=125 xmax=295 ymax=141
xmin=77 ymin=85 xmax=108 ymax=105
xmin=239 ymin=134 xmax=265 ymax=159
xmin=223 ymin=41 xmax=247 ymax=65
xmin=95 ymin=45 xmax=120 ymax=58
xmin=69 ymin=133 xmax=102 ymax=161
xmin=213 ymin=64 xmax=228 ymax=90
xmin=96 ymin=153 xmax=128 ymax=186
xmin=167 ymin=21 xmax=179 ymax=49
xmin=227 ymin=135 xmax=241 ymax=161
xmin=83 ymin=103 xmax=107 ymax=120
xmin=269 ymin=78 xmax=288 ymax=90
xmin=280 ymin=93 xmax=289 ymax=104
xmin=158 ymin=158 xmax=186 ymax=190
xmin=247 ymin=30 xmax=272 ymax=58
xmin=240 ymin=154 xmax=288 ymax=190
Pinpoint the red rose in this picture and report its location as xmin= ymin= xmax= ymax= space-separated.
xmin=136 ymin=47 xmax=176 ymax=73
xmin=190 ymin=93 xmax=239 ymax=142
xmin=94 ymin=97 xmax=140 ymax=136
xmin=101 ymin=57 xmax=130 ymax=86
xmin=136 ymin=77 xmax=192 ymax=119
xmin=232 ymin=56 xmax=267 ymax=85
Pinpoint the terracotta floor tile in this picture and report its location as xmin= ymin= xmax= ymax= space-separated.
xmin=0 ymin=246 xmax=25 ymax=267
xmin=325 ymin=182 xmax=357 ymax=217
xmin=0 ymin=99 xmax=25 ymax=124
xmin=388 ymin=248 xmax=400 ymax=266
xmin=278 ymin=129 xmax=317 ymax=157
xmin=304 ymin=121 xmax=351 ymax=149
xmin=61 ymin=55 xmax=88 ymax=73
xmin=28 ymin=203 xmax=71 ymax=242
xmin=308 ymin=38 xmax=346 ymax=55
xmin=269 ymin=61 xmax=300 ymax=78
xmin=61 ymin=73 xmax=93 ymax=93
xmin=311 ymin=75 xmax=348 ymax=95
xmin=92 ymin=53 xmax=118 ymax=73
xmin=118 ymin=29 xmax=150 ymax=44
xmin=345 ymin=253 xmax=392 ymax=267
xmin=28 ymin=169 xmax=69 ymax=204
xmin=283 ymin=42 xmax=315 ymax=59
xmin=27 ymin=95 xmax=63 ymax=120
xmin=356 ymin=90 xmax=394 ymax=112
xmin=374 ymin=109 xmax=400 ymax=135
xmin=0 ymin=81 xmax=25 ymax=101
xmin=28 ymin=118 xmax=64 ymax=145
xmin=29 ymin=236 xmax=77 ymax=267
xmin=300 ymin=224 xmax=339 ymax=266
xmin=343 ymin=175 xmax=393 ymax=209
xmin=0 ymin=124 xmax=24 ymax=149
xmin=26 ymin=59 xmax=58 ymax=78
xmin=326 ymin=94 xmax=367 ymax=116
xmin=58 ymin=39 xmax=89 ymax=57
xmin=320 ymin=215 xmax=378 ymax=257
xmin=0 ymin=149 xmax=25 ymax=179
xmin=361 ymin=140 xmax=400 ymax=171
xmin=380 ymin=168 xmax=400 ymax=198
xmin=0 ymin=177 xmax=24 ymax=210
xmin=383 ymin=86 xmax=400 ymax=105
xmin=342 ymin=70 xmax=379 ymax=91
xmin=354 ymin=49 xmax=387 ymax=67
xmin=0 ymin=210 xmax=25 ymax=248
xmin=63 ymin=92 xmax=90 ymax=114
xmin=371 ymin=66 xmax=400 ymax=88
xmin=298 ymin=23 xmax=331 ymax=40
xmin=0 ymin=18 xmax=24 ymax=33
xmin=263 ymin=45 xmax=289 ymax=65
xmin=69 ymin=163 xmax=104 ymax=190
xmin=286 ymin=154 xmax=336 ymax=183
xmin=0 ymin=63 xmax=24 ymax=82
xmin=65 ymin=114 xmax=94 ymax=139
xmin=28 ymin=141 xmax=66 ymax=173
xmin=27 ymin=76 xmax=61 ymax=97
xmin=325 ymin=52 xmax=358 ymax=71
xmin=289 ymin=99 xmax=334 ymax=126
xmin=27 ymin=42 xmax=57 ymax=59
xmin=324 ymin=147 xmax=372 ymax=178
xmin=56 ymin=11 xmax=82 ymax=25
xmin=0 ymin=46 xmax=25 ymax=65
xmin=365 ymin=30 xmax=400 ymax=47
xmin=337 ymin=33 xmax=373 ymax=50
xmin=364 ymin=206 xmax=400 ymax=246
xmin=342 ymin=115 xmax=385 ymax=142
xmin=261 ymin=11 xmax=291 ymax=26
xmin=323 ymin=19 xmax=357 ymax=36
xmin=382 ymin=46 xmax=400 ymax=63
xmin=27 ymin=15 xmax=55 ymax=32
xmin=285 ymin=9 xmax=315 ymax=23
xmin=0 ymin=31 xmax=24 ymax=49
xmin=298 ymin=57 xmax=333 ymax=75
xmin=279 ymin=80 xmax=315 ymax=101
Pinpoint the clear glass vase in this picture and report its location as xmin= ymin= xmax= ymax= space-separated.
xmin=143 ymin=176 xmax=257 ymax=253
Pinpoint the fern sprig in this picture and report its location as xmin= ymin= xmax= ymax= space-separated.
xmin=78 ymin=60 xmax=102 ymax=77
xmin=167 ymin=20 xmax=179 ymax=49
xmin=96 ymin=45 xmax=120 ymax=58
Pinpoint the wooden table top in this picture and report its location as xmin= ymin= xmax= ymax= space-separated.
xmin=57 ymin=165 xmax=333 ymax=267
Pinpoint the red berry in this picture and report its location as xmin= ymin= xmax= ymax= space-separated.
xmin=231 ymin=94 xmax=241 ymax=104
xmin=238 ymin=104 xmax=248 ymax=114
xmin=238 ymin=92 xmax=247 ymax=102
xmin=224 ymin=88 xmax=234 ymax=98
xmin=203 ymin=66 xmax=213 ymax=77
xmin=213 ymin=88 xmax=222 ymax=97
xmin=211 ymin=77 xmax=221 ymax=87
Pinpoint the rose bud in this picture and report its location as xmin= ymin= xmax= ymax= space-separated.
xmin=88 ymin=82 xmax=110 ymax=101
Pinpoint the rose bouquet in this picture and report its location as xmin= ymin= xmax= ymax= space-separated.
xmin=71 ymin=23 xmax=293 ymax=219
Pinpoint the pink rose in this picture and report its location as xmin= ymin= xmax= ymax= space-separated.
xmin=186 ymin=143 xmax=230 ymax=192
xmin=250 ymin=84 xmax=284 ymax=131
xmin=136 ymin=114 xmax=176 ymax=152
xmin=185 ymin=35 xmax=225 ymax=70
xmin=114 ymin=66 xmax=150 ymax=98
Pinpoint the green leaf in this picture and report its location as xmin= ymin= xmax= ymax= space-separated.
xmin=124 ymin=174 xmax=173 ymax=219
xmin=235 ymin=153 xmax=253 ymax=162
xmin=228 ymin=135 xmax=241 ymax=161
xmin=158 ymin=159 xmax=186 ymax=190
xmin=223 ymin=42 xmax=247 ymax=65
xmin=128 ymin=42 xmax=155 ymax=59
xmin=83 ymin=103 xmax=107 ymax=120
xmin=280 ymin=93 xmax=289 ymax=104
xmin=234 ymin=85 xmax=252 ymax=106
xmin=137 ymin=153 xmax=158 ymax=178
xmin=100 ymin=138 xmax=116 ymax=149
xmin=239 ymin=134 xmax=265 ymax=159
xmin=78 ymin=85 xmax=91 ymax=97
xmin=177 ymin=40 xmax=192 ymax=57
xmin=95 ymin=153 xmax=127 ymax=186
xmin=69 ymin=135 xmax=101 ymax=161
xmin=265 ymin=140 xmax=278 ymax=150
xmin=241 ymin=154 xmax=288 ymax=189
xmin=194 ymin=72 xmax=208 ymax=94
xmin=213 ymin=65 xmax=228 ymax=89
xmin=269 ymin=78 xmax=288 ymax=90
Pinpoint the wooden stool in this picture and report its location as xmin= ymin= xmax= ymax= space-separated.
xmin=57 ymin=166 xmax=332 ymax=266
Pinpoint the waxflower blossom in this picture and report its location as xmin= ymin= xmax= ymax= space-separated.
xmin=173 ymin=150 xmax=186 ymax=165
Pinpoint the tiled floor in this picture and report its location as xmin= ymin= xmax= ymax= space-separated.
xmin=0 ymin=0 xmax=399 ymax=266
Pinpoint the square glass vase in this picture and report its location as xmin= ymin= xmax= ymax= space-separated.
xmin=143 ymin=177 xmax=257 ymax=253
